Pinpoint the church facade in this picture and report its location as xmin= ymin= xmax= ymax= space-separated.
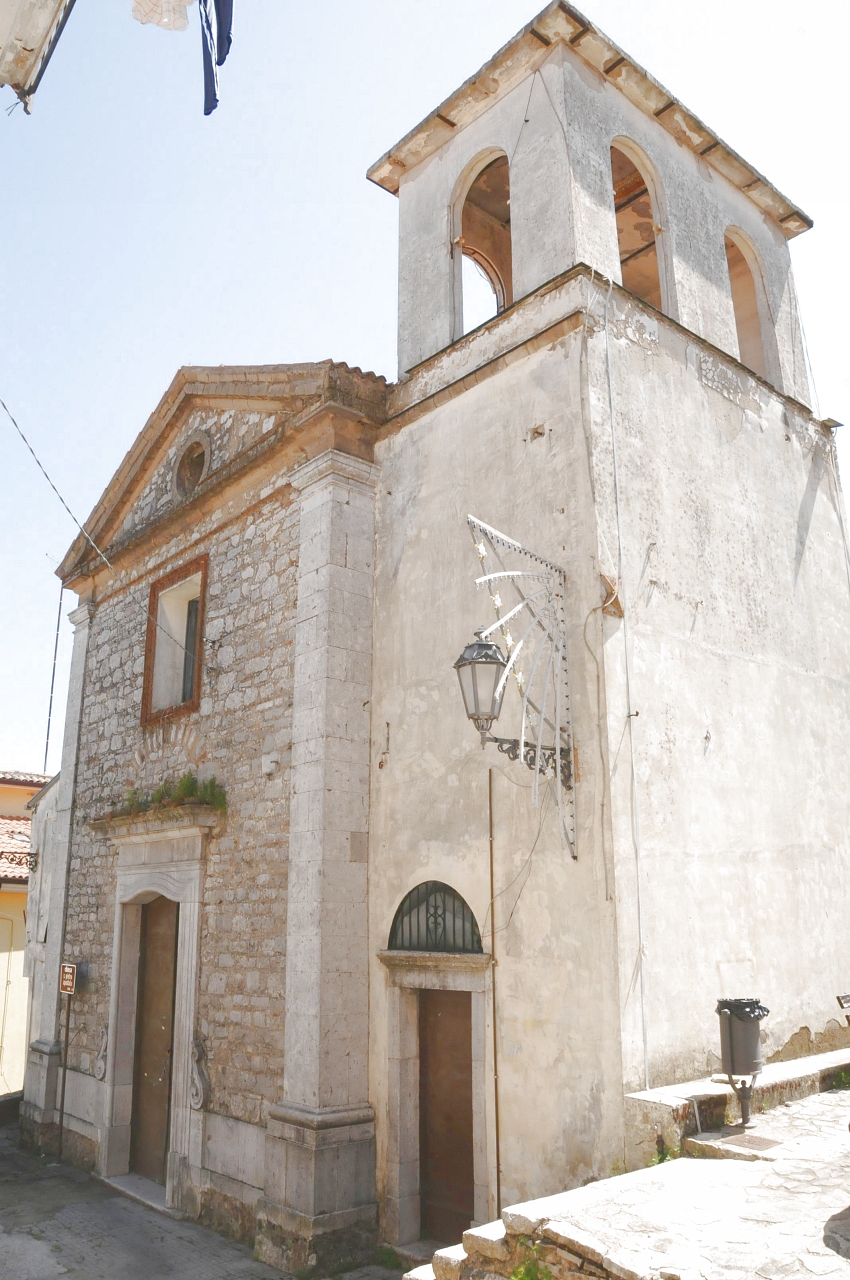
xmin=22 ymin=4 xmax=849 ymax=1272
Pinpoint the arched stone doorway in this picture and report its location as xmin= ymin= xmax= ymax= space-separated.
xmin=381 ymin=883 xmax=490 ymax=1246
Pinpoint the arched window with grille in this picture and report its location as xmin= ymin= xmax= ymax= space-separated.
xmin=388 ymin=882 xmax=483 ymax=954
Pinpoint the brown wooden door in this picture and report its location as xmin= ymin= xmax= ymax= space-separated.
xmin=130 ymin=896 xmax=179 ymax=1184
xmin=419 ymin=989 xmax=474 ymax=1242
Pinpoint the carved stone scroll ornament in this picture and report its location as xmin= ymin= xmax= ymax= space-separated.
xmin=190 ymin=1037 xmax=210 ymax=1110
xmin=94 ymin=1026 xmax=108 ymax=1081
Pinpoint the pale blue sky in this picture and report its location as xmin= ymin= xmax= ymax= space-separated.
xmin=1 ymin=0 xmax=846 ymax=774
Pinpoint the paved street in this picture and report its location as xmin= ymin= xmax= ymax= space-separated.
xmin=0 ymin=1117 xmax=399 ymax=1280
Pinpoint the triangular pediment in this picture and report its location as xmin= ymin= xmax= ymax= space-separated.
xmin=59 ymin=362 xmax=387 ymax=587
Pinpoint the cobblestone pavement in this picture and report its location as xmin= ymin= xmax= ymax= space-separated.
xmin=0 ymin=1119 xmax=398 ymax=1280
xmin=509 ymin=1090 xmax=850 ymax=1280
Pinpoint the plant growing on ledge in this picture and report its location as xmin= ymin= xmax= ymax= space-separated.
xmin=114 ymin=771 xmax=226 ymax=817
xmin=511 ymin=1241 xmax=553 ymax=1280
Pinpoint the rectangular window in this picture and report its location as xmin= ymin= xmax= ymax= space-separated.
xmin=141 ymin=555 xmax=208 ymax=725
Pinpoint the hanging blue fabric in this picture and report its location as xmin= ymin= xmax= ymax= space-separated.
xmin=200 ymin=0 xmax=233 ymax=115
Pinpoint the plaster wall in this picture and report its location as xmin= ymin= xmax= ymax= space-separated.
xmin=0 ymin=784 xmax=41 ymax=817
xmin=579 ymin=287 xmax=850 ymax=1090
xmin=0 ymin=887 xmax=28 ymax=1095
xmin=371 ymin=307 xmax=626 ymax=1213
xmin=23 ymin=776 xmax=59 ymax=1076
xmin=371 ymin=265 xmax=845 ymax=1210
xmin=397 ymin=47 xmax=573 ymax=375
xmin=396 ymin=43 xmax=808 ymax=406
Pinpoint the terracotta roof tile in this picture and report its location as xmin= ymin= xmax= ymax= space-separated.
xmin=0 ymin=815 xmax=31 ymax=881
xmin=0 ymin=770 xmax=51 ymax=787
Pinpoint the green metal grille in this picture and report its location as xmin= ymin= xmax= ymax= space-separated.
xmin=388 ymin=881 xmax=482 ymax=953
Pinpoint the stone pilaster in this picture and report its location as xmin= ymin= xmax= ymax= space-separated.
xmin=256 ymin=450 xmax=379 ymax=1274
xmin=21 ymin=600 xmax=95 ymax=1150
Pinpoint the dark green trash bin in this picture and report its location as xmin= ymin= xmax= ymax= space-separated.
xmin=717 ymin=998 xmax=769 ymax=1077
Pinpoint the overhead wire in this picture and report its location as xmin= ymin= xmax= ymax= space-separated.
xmin=1 ymin=395 xmax=201 ymax=676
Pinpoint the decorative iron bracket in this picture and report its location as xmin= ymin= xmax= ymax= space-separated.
xmin=486 ymin=736 xmax=572 ymax=790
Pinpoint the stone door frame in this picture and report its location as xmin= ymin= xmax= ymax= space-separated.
xmin=97 ymin=813 xmax=214 ymax=1208
xmin=378 ymin=951 xmax=491 ymax=1246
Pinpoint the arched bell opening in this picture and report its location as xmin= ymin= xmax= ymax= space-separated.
xmin=454 ymin=153 xmax=513 ymax=336
xmin=610 ymin=143 xmax=665 ymax=312
xmin=725 ymin=229 xmax=768 ymax=378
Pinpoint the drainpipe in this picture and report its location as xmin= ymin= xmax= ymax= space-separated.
xmin=489 ymin=767 xmax=501 ymax=1214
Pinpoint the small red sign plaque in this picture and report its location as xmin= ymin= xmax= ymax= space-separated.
xmin=59 ymin=963 xmax=76 ymax=995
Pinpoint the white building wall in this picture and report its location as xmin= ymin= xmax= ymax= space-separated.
xmin=370 ymin=266 xmax=847 ymax=1216
xmin=371 ymin=286 xmax=626 ymax=1215
xmin=582 ymin=286 xmax=849 ymax=1089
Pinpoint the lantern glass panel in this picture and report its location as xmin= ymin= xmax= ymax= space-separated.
xmin=456 ymin=660 xmax=477 ymax=720
xmin=478 ymin=658 xmax=504 ymax=719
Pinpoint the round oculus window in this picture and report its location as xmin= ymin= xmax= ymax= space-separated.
xmin=175 ymin=440 xmax=207 ymax=497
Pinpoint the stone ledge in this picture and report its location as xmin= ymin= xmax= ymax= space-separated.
xmin=624 ymin=1045 xmax=850 ymax=1169
xmin=90 ymin=804 xmax=223 ymax=839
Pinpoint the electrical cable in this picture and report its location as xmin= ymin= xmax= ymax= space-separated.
xmin=1 ymin=396 xmax=113 ymax=574
xmin=480 ymin=786 xmax=551 ymax=940
xmin=825 ymin=442 xmax=850 ymax=603
xmin=603 ymin=280 xmax=651 ymax=1091
xmin=2 ymin=394 xmax=200 ymax=669
xmin=508 ymin=72 xmax=538 ymax=167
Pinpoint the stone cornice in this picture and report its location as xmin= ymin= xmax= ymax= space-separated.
xmin=89 ymin=804 xmax=222 ymax=840
xmin=379 ymin=949 xmax=492 ymax=992
xmin=288 ymin=450 xmax=380 ymax=496
xmin=367 ymin=1 xmax=811 ymax=239
xmin=380 ymin=263 xmax=831 ymax=444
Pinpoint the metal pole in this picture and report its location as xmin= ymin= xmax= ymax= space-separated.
xmin=57 ymin=992 xmax=71 ymax=1159
xmin=489 ymin=768 xmax=501 ymax=1215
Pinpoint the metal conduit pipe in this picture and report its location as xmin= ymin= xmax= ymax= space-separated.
xmin=603 ymin=280 xmax=651 ymax=1092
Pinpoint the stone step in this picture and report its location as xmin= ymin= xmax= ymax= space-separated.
xmin=463 ymin=1219 xmax=510 ymax=1263
xmin=432 ymin=1243 xmax=468 ymax=1280
xmin=683 ymin=1128 xmax=782 ymax=1160
xmin=393 ymin=1239 xmax=448 ymax=1273
xmin=100 ymin=1172 xmax=185 ymax=1219
xmin=402 ymin=1265 xmax=435 ymax=1280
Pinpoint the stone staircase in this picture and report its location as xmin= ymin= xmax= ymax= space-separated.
xmin=400 ymin=1048 xmax=850 ymax=1280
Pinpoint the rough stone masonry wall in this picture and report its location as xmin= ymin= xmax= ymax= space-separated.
xmin=63 ymin=459 xmax=300 ymax=1127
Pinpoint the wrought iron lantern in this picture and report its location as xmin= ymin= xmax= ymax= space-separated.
xmin=454 ymin=632 xmax=507 ymax=743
